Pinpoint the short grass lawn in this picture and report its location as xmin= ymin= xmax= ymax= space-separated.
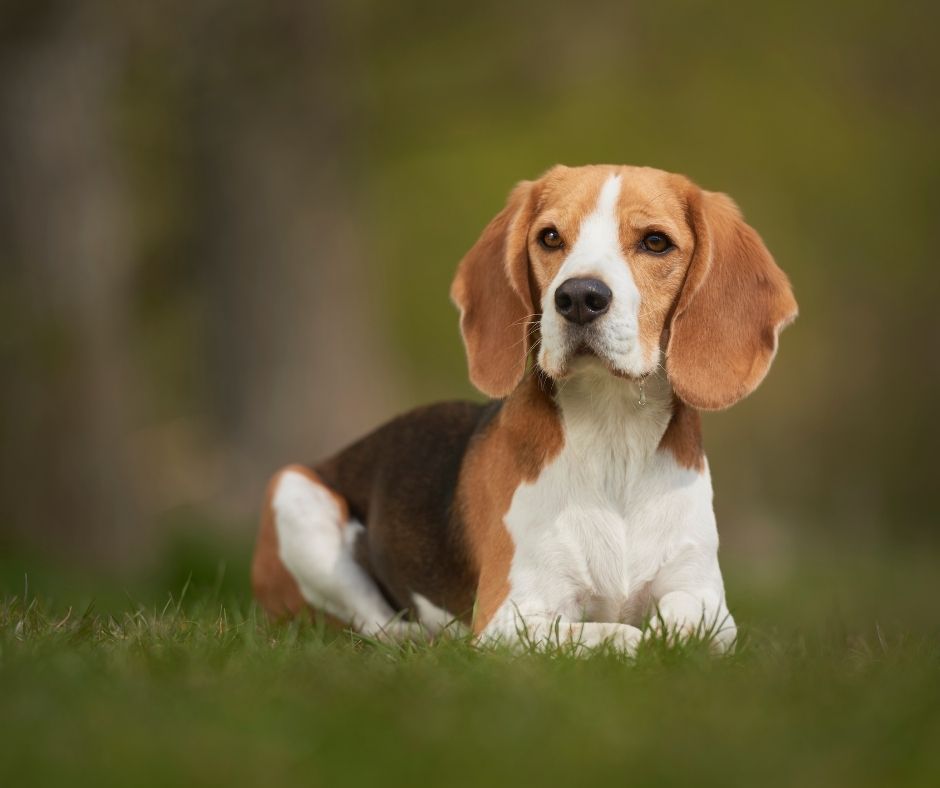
xmin=2 ymin=545 xmax=939 ymax=787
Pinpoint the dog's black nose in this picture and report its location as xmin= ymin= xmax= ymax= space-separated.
xmin=554 ymin=278 xmax=612 ymax=325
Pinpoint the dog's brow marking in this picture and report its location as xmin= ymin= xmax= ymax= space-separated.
xmin=597 ymin=174 xmax=622 ymax=214
xmin=577 ymin=174 xmax=622 ymax=252
xmin=554 ymin=174 xmax=625 ymax=275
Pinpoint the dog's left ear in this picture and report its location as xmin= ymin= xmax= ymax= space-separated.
xmin=451 ymin=181 xmax=537 ymax=398
xmin=666 ymin=189 xmax=798 ymax=410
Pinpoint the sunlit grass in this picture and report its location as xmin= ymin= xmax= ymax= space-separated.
xmin=2 ymin=572 xmax=939 ymax=788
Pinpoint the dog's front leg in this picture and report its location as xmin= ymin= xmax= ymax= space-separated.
xmin=649 ymin=546 xmax=737 ymax=652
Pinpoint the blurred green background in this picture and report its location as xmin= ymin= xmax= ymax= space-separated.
xmin=1 ymin=0 xmax=938 ymax=587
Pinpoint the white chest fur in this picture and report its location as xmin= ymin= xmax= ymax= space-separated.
xmin=487 ymin=362 xmax=725 ymax=633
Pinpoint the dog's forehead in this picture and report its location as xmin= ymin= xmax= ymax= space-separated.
xmin=536 ymin=165 xmax=687 ymax=222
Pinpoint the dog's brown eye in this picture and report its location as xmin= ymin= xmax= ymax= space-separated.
xmin=539 ymin=227 xmax=564 ymax=250
xmin=642 ymin=233 xmax=672 ymax=254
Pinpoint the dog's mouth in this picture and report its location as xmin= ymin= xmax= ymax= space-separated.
xmin=546 ymin=334 xmax=650 ymax=383
xmin=573 ymin=342 xmax=596 ymax=359
xmin=554 ymin=341 xmax=621 ymax=379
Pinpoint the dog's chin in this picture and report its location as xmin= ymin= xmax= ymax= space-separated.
xmin=541 ymin=343 xmax=650 ymax=382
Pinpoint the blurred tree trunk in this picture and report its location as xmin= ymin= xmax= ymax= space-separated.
xmin=0 ymin=2 xmax=401 ymax=566
xmin=185 ymin=3 xmax=402 ymax=519
xmin=0 ymin=3 xmax=143 ymax=564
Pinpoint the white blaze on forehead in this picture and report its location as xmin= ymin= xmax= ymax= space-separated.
xmin=566 ymin=174 xmax=625 ymax=271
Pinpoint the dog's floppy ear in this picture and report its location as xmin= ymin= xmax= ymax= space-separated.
xmin=666 ymin=188 xmax=798 ymax=411
xmin=451 ymin=181 xmax=536 ymax=398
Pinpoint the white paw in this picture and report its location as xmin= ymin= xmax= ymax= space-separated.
xmin=650 ymin=595 xmax=703 ymax=637
xmin=569 ymin=622 xmax=643 ymax=655
xmin=647 ymin=593 xmax=737 ymax=653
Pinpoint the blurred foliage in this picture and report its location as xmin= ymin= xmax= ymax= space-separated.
xmin=0 ymin=0 xmax=938 ymax=569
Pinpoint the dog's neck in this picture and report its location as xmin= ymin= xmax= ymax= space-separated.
xmin=548 ymin=357 xmax=677 ymax=464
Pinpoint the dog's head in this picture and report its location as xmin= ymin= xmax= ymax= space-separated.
xmin=451 ymin=164 xmax=797 ymax=410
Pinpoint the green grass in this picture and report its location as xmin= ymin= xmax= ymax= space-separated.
xmin=2 ymin=545 xmax=940 ymax=788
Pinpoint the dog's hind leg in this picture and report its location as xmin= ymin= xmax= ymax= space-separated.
xmin=252 ymin=465 xmax=418 ymax=639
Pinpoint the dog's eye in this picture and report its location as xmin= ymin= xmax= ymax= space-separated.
xmin=539 ymin=227 xmax=564 ymax=250
xmin=642 ymin=233 xmax=673 ymax=254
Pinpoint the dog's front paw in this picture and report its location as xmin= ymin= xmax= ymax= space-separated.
xmin=570 ymin=622 xmax=643 ymax=655
xmin=648 ymin=592 xmax=736 ymax=653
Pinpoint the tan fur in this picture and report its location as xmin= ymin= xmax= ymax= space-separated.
xmin=456 ymin=375 xmax=564 ymax=633
xmin=666 ymin=189 xmax=798 ymax=410
xmin=251 ymin=465 xmax=349 ymax=623
xmin=657 ymin=399 xmax=705 ymax=472
xmin=616 ymin=171 xmax=699 ymax=361
xmin=450 ymin=181 xmax=539 ymax=398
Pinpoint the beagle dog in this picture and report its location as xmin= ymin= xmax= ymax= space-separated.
xmin=251 ymin=164 xmax=797 ymax=652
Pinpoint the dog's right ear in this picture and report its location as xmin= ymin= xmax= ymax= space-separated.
xmin=450 ymin=181 xmax=537 ymax=398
